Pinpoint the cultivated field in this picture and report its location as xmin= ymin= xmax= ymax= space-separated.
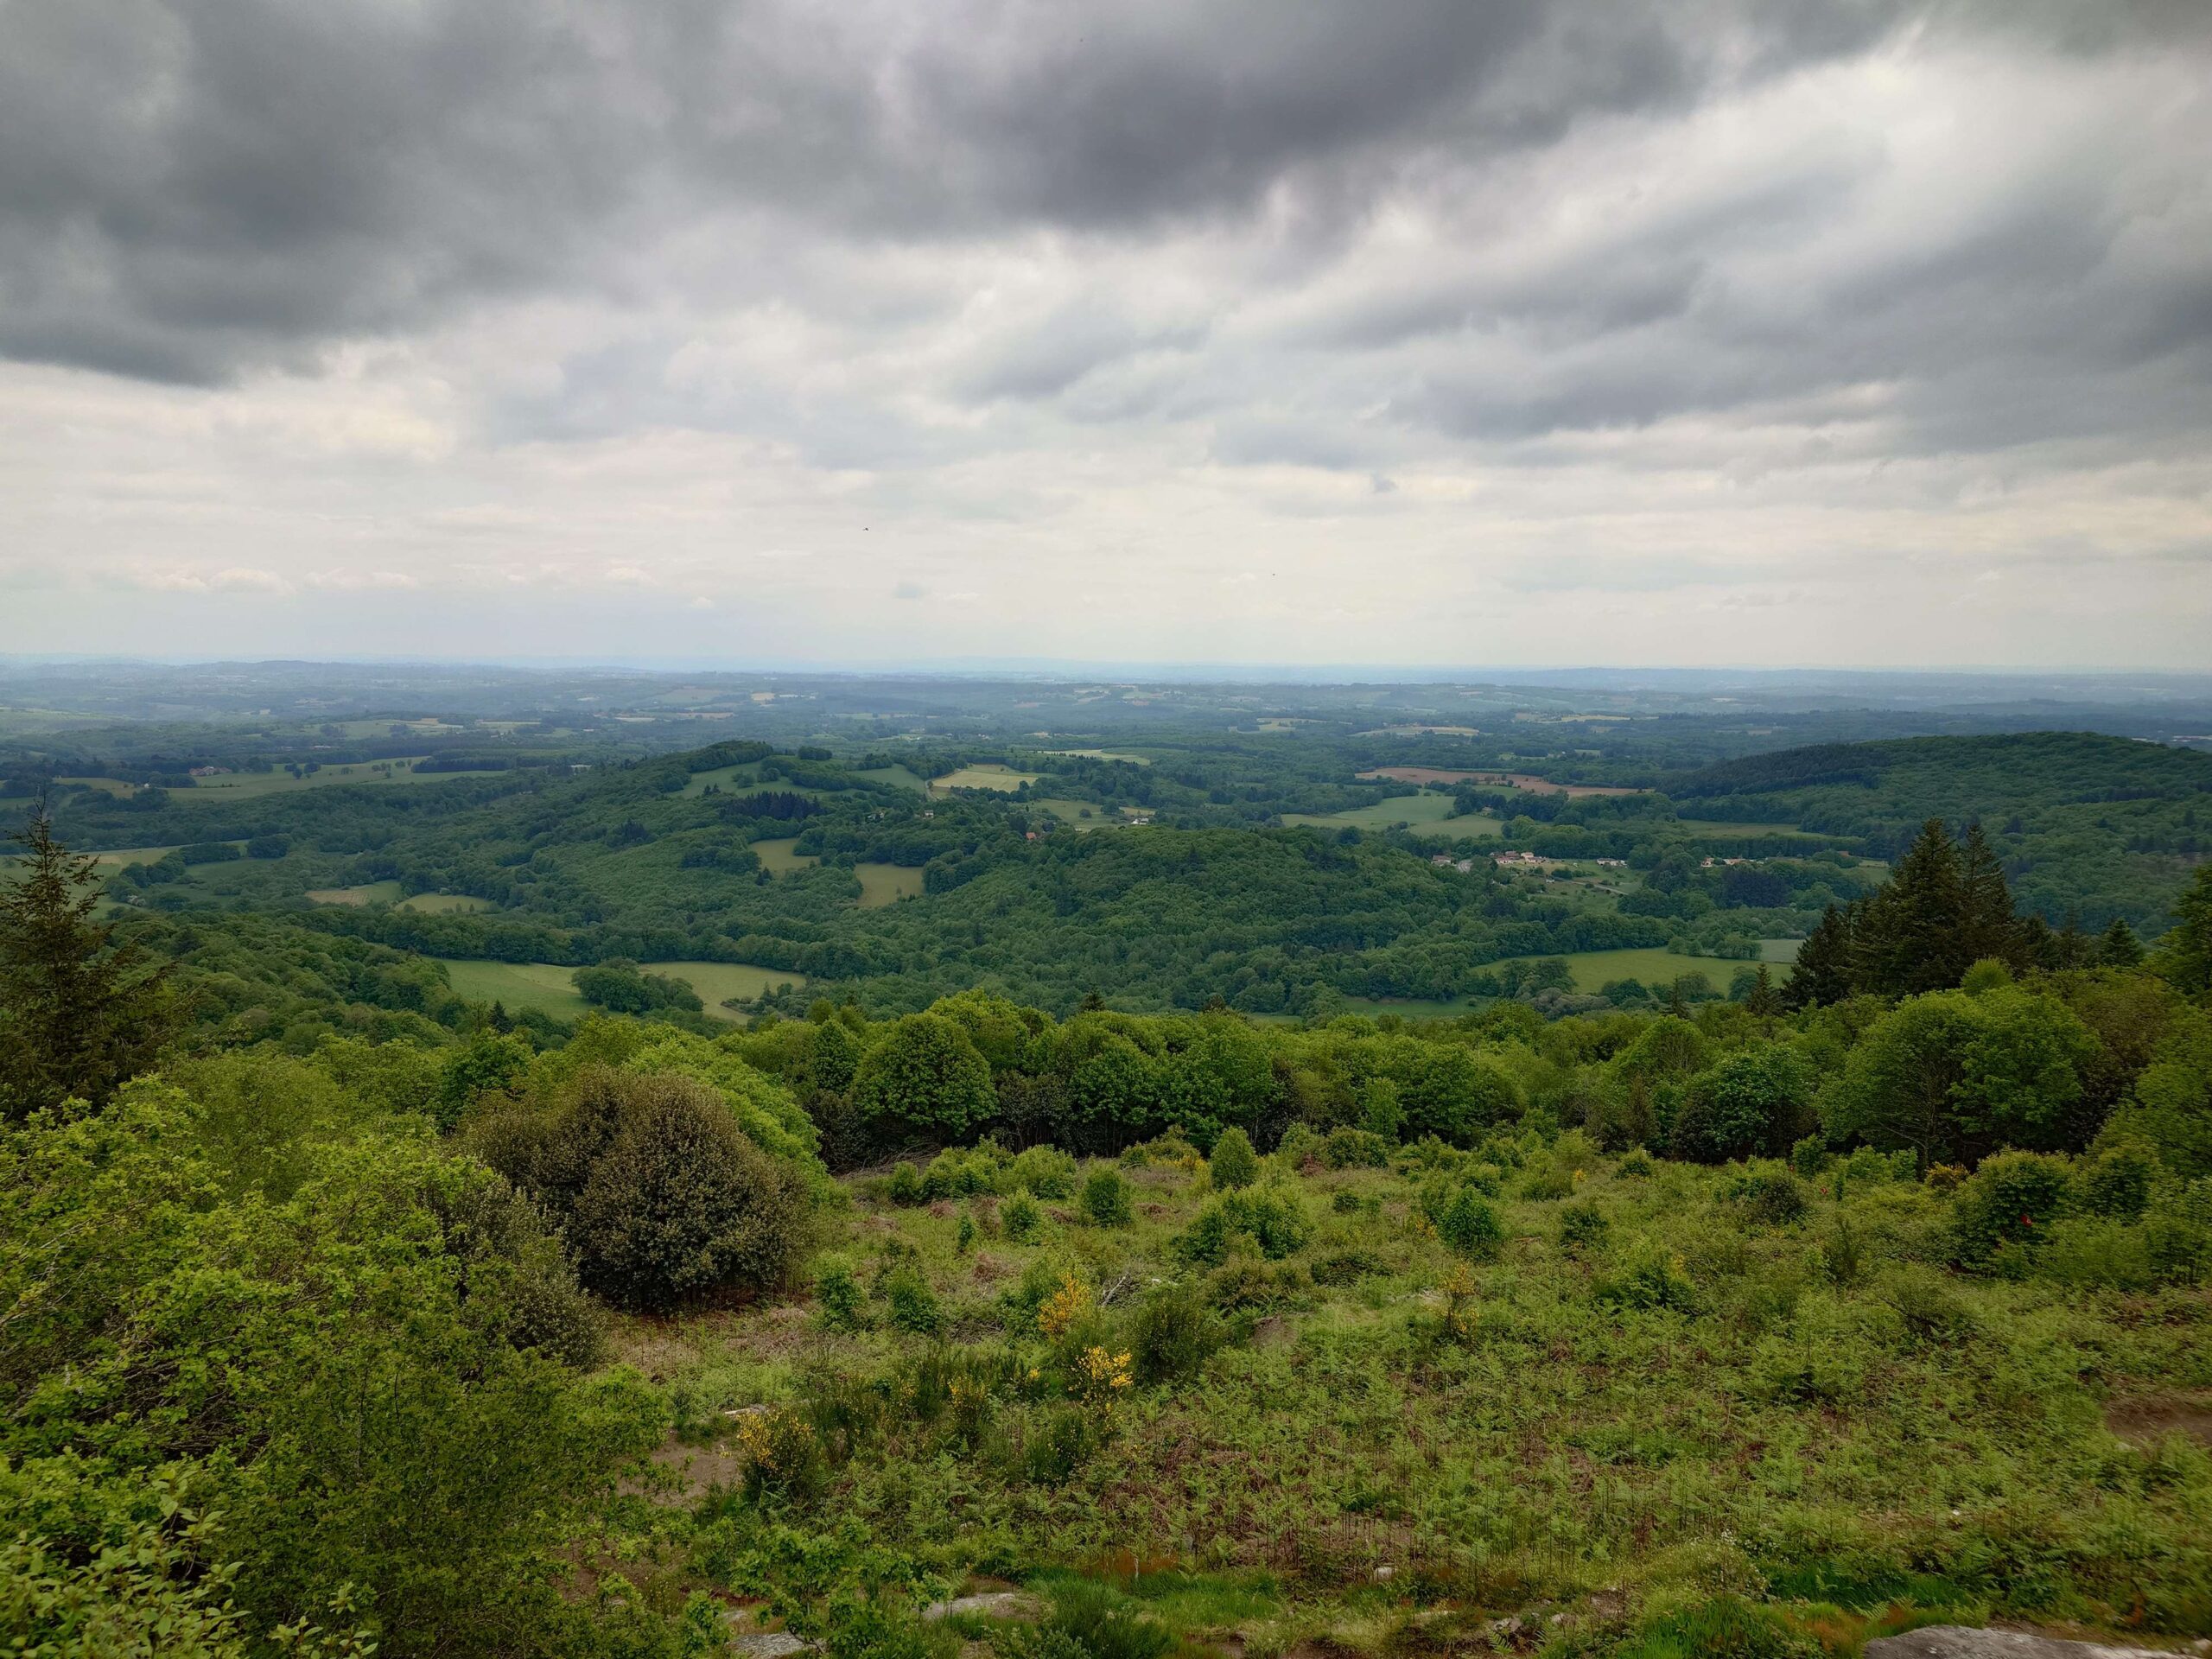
xmin=751 ymin=836 xmax=820 ymax=873
xmin=435 ymin=957 xmax=804 ymax=1019
xmin=169 ymin=758 xmax=509 ymax=802
xmin=855 ymin=862 xmax=925 ymax=907
xmin=931 ymin=764 xmax=1042 ymax=794
xmin=1283 ymin=792 xmax=1497 ymax=836
xmin=1357 ymin=767 xmax=1647 ymax=798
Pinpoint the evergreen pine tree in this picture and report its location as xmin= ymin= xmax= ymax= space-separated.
xmin=1957 ymin=821 xmax=2026 ymax=969
xmin=2098 ymin=918 xmax=2144 ymax=969
xmin=1853 ymin=818 xmax=1967 ymax=995
xmin=1745 ymin=962 xmax=1778 ymax=1019
xmin=2152 ymin=865 xmax=2212 ymax=996
xmin=1783 ymin=902 xmax=1856 ymax=1009
xmin=0 ymin=801 xmax=177 ymax=1120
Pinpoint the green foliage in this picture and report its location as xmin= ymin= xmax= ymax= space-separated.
xmin=1039 ymin=1580 xmax=1174 ymax=1659
xmin=1206 ymin=1125 xmax=1259 ymax=1190
xmin=1318 ymin=1126 xmax=1390 ymax=1168
xmin=1080 ymin=1166 xmax=1135 ymax=1227
xmin=815 ymin=1256 xmax=869 ymax=1332
xmin=1672 ymin=1044 xmax=1814 ymax=1162
xmin=1129 ymin=1279 xmax=1227 ymax=1386
xmin=478 ymin=1066 xmax=815 ymax=1311
xmin=0 ymin=804 xmax=178 ymax=1120
xmin=1558 ymin=1199 xmax=1611 ymax=1254
xmin=1427 ymin=1179 xmax=1506 ymax=1260
xmin=1729 ymin=1164 xmax=1811 ymax=1227
xmin=1952 ymin=1150 xmax=2075 ymax=1268
xmin=1001 ymin=1191 xmax=1044 ymax=1242
xmin=2080 ymin=1137 xmax=2160 ymax=1219
xmin=1176 ymin=1186 xmax=1311 ymax=1264
xmin=854 ymin=1013 xmax=995 ymax=1141
xmin=879 ymin=1263 xmax=946 ymax=1336
xmin=1594 ymin=1234 xmax=1697 ymax=1312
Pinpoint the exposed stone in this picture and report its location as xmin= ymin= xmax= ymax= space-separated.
xmin=1867 ymin=1629 xmax=2187 ymax=1659
xmin=1372 ymin=1566 xmax=1395 ymax=1584
xmin=725 ymin=1633 xmax=814 ymax=1658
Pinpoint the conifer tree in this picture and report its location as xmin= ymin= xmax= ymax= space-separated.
xmin=2152 ymin=864 xmax=2212 ymax=996
xmin=0 ymin=801 xmax=177 ymax=1119
xmin=2098 ymin=918 xmax=2145 ymax=969
xmin=1853 ymin=818 xmax=1967 ymax=995
xmin=1783 ymin=902 xmax=1857 ymax=1009
xmin=1958 ymin=821 xmax=2026 ymax=969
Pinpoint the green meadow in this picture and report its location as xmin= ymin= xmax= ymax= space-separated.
xmin=855 ymin=862 xmax=925 ymax=907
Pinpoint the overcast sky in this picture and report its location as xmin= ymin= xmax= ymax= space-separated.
xmin=3 ymin=0 xmax=2209 ymax=669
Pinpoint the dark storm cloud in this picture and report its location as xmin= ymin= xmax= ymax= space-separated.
xmin=0 ymin=0 xmax=1980 ymax=382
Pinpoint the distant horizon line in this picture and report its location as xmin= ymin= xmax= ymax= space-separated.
xmin=6 ymin=653 xmax=2212 ymax=684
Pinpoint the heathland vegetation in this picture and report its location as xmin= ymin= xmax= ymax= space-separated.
xmin=6 ymin=670 xmax=2212 ymax=1656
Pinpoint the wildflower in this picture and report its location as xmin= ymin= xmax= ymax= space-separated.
xmin=1039 ymin=1271 xmax=1093 ymax=1338
xmin=1572 ymin=1169 xmax=1586 ymax=1185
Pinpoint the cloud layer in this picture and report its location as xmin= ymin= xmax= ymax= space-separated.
xmin=3 ymin=0 xmax=2209 ymax=664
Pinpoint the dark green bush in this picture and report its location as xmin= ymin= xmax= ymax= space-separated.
xmin=1953 ymin=1150 xmax=2074 ymax=1267
xmin=878 ymin=1263 xmax=945 ymax=1336
xmin=2081 ymin=1139 xmax=2160 ymax=1220
xmin=1729 ymin=1165 xmax=1810 ymax=1228
xmin=1207 ymin=1126 xmax=1259 ymax=1190
xmin=1080 ymin=1166 xmax=1134 ymax=1228
xmin=480 ymin=1067 xmax=813 ymax=1313
xmin=815 ymin=1257 xmax=868 ymax=1332
xmin=1129 ymin=1279 xmax=1225 ymax=1386
xmin=1176 ymin=1187 xmax=1311 ymax=1264
xmin=1559 ymin=1200 xmax=1611 ymax=1255
xmin=1319 ymin=1128 xmax=1390 ymax=1169
xmin=885 ymin=1162 xmax=925 ymax=1205
xmin=1041 ymin=1580 xmax=1174 ymax=1659
xmin=1001 ymin=1192 xmax=1043 ymax=1242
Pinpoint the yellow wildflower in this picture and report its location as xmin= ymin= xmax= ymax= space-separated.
xmin=1038 ymin=1271 xmax=1093 ymax=1338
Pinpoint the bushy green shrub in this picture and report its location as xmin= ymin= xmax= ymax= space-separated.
xmin=1129 ymin=1279 xmax=1225 ymax=1386
xmin=1728 ymin=1165 xmax=1810 ymax=1228
xmin=1080 ymin=1166 xmax=1134 ymax=1228
xmin=1431 ymin=1182 xmax=1506 ymax=1260
xmin=1007 ymin=1144 xmax=1077 ymax=1198
xmin=2081 ymin=1139 xmax=2160 ymax=1220
xmin=1177 ymin=1187 xmax=1311 ymax=1264
xmin=815 ymin=1257 xmax=868 ymax=1332
xmin=1559 ymin=1200 xmax=1611 ymax=1255
xmin=1520 ymin=1160 xmax=1573 ymax=1201
xmin=1207 ymin=1126 xmax=1260 ymax=1190
xmin=1789 ymin=1135 xmax=1831 ymax=1179
xmin=1878 ymin=1264 xmax=1973 ymax=1345
xmin=1595 ymin=1235 xmax=1697 ymax=1313
xmin=1319 ymin=1127 xmax=1390 ymax=1169
xmin=922 ymin=1141 xmax=1004 ymax=1200
xmin=1274 ymin=1122 xmax=1323 ymax=1168
xmin=1001 ymin=1191 xmax=1043 ymax=1242
xmin=885 ymin=1162 xmax=925 ymax=1205
xmin=1616 ymin=1149 xmax=1655 ymax=1179
xmin=878 ymin=1263 xmax=946 ymax=1336
xmin=1622 ymin=1594 xmax=1821 ymax=1659
xmin=480 ymin=1068 xmax=813 ymax=1313
xmin=1953 ymin=1150 xmax=2074 ymax=1267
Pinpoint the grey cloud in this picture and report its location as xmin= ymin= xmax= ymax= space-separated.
xmin=0 ymin=0 xmax=2004 ymax=382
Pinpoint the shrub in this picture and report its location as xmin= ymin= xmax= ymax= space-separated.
xmin=1519 ymin=1160 xmax=1573 ymax=1201
xmin=1879 ymin=1264 xmax=1973 ymax=1345
xmin=480 ymin=1068 xmax=814 ymax=1313
xmin=815 ymin=1257 xmax=868 ymax=1332
xmin=852 ymin=1012 xmax=995 ymax=1141
xmin=1080 ymin=1166 xmax=1134 ymax=1228
xmin=885 ymin=1162 xmax=925 ymax=1205
xmin=1729 ymin=1165 xmax=1810 ymax=1228
xmin=1319 ymin=1128 xmax=1390 ymax=1169
xmin=1007 ymin=1144 xmax=1077 ymax=1198
xmin=1616 ymin=1149 xmax=1655 ymax=1179
xmin=2081 ymin=1139 xmax=2160 ymax=1220
xmin=1595 ymin=1236 xmax=1696 ymax=1313
xmin=1207 ymin=1126 xmax=1260 ymax=1190
xmin=1001 ymin=1192 xmax=1043 ymax=1242
xmin=1177 ymin=1187 xmax=1311 ymax=1264
xmin=1559 ymin=1200 xmax=1611 ymax=1255
xmin=1129 ymin=1279 xmax=1225 ymax=1386
xmin=1274 ymin=1123 xmax=1322 ymax=1168
xmin=878 ymin=1263 xmax=946 ymax=1336
xmin=1433 ymin=1185 xmax=1503 ymax=1256
xmin=1953 ymin=1150 xmax=2074 ymax=1267
xmin=734 ymin=1406 xmax=827 ymax=1507
xmin=1627 ymin=1595 xmax=1821 ymax=1659
xmin=1789 ymin=1135 xmax=1831 ymax=1179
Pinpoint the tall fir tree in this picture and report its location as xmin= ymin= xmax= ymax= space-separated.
xmin=2152 ymin=864 xmax=2212 ymax=997
xmin=0 ymin=801 xmax=177 ymax=1119
xmin=2098 ymin=918 xmax=2145 ymax=969
xmin=1957 ymin=821 xmax=2026 ymax=969
xmin=1783 ymin=902 xmax=1857 ymax=1009
xmin=1853 ymin=818 xmax=1969 ymax=995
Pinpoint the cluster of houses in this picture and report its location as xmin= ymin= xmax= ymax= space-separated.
xmin=1456 ymin=850 xmax=1630 ymax=874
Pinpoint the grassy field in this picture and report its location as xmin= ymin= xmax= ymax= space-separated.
xmin=751 ymin=836 xmax=820 ymax=874
xmin=437 ymin=957 xmax=804 ymax=1019
xmin=1032 ymin=798 xmax=1127 ymax=830
xmin=436 ymin=959 xmax=592 ymax=1018
xmin=1344 ymin=942 xmax=1802 ymax=1014
xmin=397 ymin=892 xmax=496 ymax=915
xmin=656 ymin=960 xmax=808 ymax=1010
xmin=1284 ymin=792 xmax=1497 ymax=837
xmin=931 ymin=765 xmax=1041 ymax=794
xmin=306 ymin=880 xmax=405 ymax=906
xmin=855 ymin=862 xmax=925 ymax=907
xmin=170 ymin=759 xmax=507 ymax=803
xmin=1403 ymin=811 xmax=1503 ymax=841
xmin=852 ymin=764 xmax=929 ymax=792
